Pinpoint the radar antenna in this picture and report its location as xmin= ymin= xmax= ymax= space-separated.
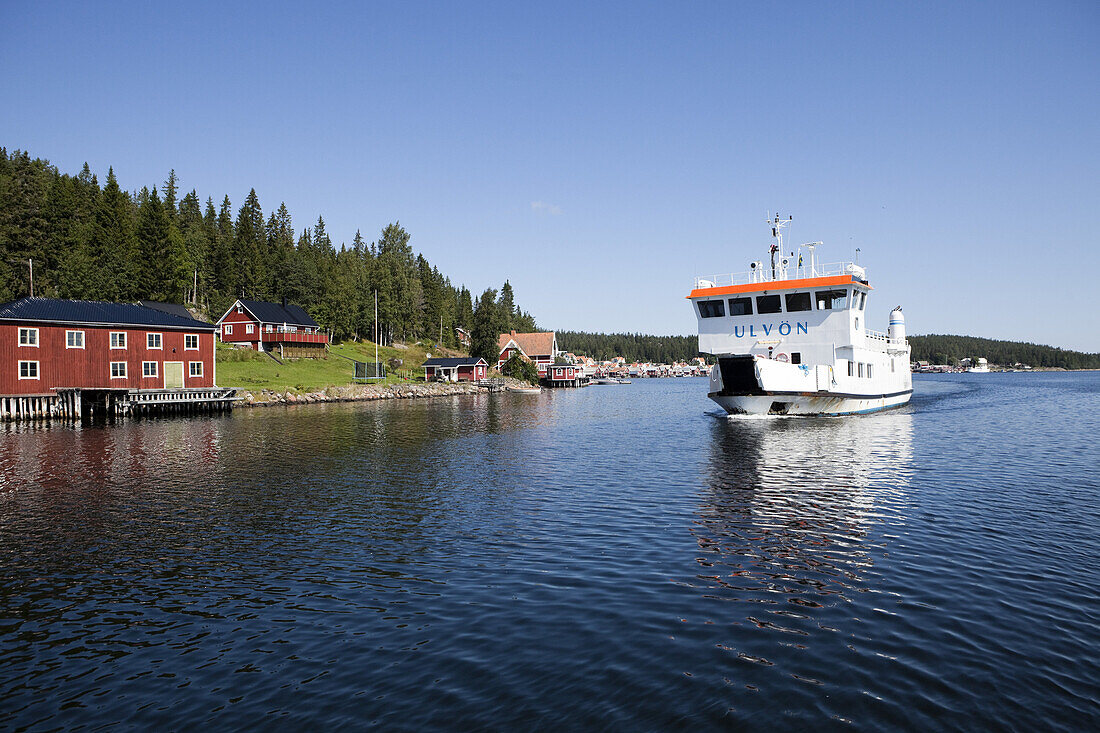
xmin=767 ymin=213 xmax=792 ymax=279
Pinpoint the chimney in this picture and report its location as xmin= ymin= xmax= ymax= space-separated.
xmin=511 ymin=330 xmax=516 ymax=336
xmin=282 ymin=296 xmax=288 ymax=308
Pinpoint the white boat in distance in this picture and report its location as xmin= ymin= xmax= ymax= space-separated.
xmin=689 ymin=215 xmax=912 ymax=416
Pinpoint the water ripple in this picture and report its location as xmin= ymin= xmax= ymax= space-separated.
xmin=1 ymin=374 xmax=1098 ymax=730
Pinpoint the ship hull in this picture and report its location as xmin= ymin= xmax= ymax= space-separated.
xmin=709 ymin=390 xmax=911 ymax=416
xmin=708 ymin=357 xmax=912 ymax=416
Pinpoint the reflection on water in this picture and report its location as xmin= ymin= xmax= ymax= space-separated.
xmin=1 ymin=376 xmax=1097 ymax=730
xmin=698 ymin=413 xmax=914 ymax=593
xmin=680 ymin=414 xmax=915 ymax=703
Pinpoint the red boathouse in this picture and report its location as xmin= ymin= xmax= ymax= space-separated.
xmin=0 ymin=297 xmax=231 ymax=420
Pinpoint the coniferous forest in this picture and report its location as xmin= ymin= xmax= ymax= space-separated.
xmin=0 ymin=148 xmax=536 ymax=356
xmin=3 ymin=149 xmax=1097 ymax=370
xmin=556 ymin=331 xmax=702 ymax=364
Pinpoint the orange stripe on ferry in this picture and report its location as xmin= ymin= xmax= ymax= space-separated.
xmin=686 ymin=274 xmax=869 ymax=299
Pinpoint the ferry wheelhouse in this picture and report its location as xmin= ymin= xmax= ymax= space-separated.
xmin=689 ymin=216 xmax=912 ymax=415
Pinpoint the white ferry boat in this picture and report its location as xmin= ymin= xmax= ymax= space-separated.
xmin=689 ymin=216 xmax=912 ymax=415
xmin=967 ymin=358 xmax=990 ymax=373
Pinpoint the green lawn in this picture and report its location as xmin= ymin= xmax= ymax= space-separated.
xmin=215 ymin=340 xmax=455 ymax=392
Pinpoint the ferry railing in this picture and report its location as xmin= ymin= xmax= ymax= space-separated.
xmin=694 ymin=261 xmax=862 ymax=289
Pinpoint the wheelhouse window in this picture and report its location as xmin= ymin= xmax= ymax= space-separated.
xmin=110 ymin=332 xmax=127 ymax=348
xmin=66 ymin=330 xmax=85 ymax=349
xmin=147 ymin=333 xmax=162 ymax=349
xmin=698 ymin=300 xmax=725 ymax=318
xmin=142 ymin=361 xmax=158 ymax=378
xmin=727 ymin=297 xmax=753 ymax=316
xmin=858 ymin=292 xmax=867 ymax=310
xmin=189 ymin=362 xmax=203 ymax=378
xmin=18 ymin=361 xmax=39 ymax=379
xmin=756 ymin=294 xmax=782 ymax=314
xmin=784 ymin=292 xmax=812 ymax=312
xmin=110 ymin=362 xmax=127 ymax=378
xmin=184 ymin=334 xmax=199 ymax=350
xmin=18 ymin=328 xmax=38 ymax=346
xmin=816 ymin=289 xmax=848 ymax=310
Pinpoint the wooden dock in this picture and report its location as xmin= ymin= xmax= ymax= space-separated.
xmin=1 ymin=387 xmax=237 ymax=421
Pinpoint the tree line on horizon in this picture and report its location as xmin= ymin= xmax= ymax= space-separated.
xmin=556 ymin=331 xmax=703 ymax=364
xmin=0 ymin=148 xmax=536 ymax=349
xmin=557 ymin=331 xmax=1099 ymax=370
xmin=907 ymin=334 xmax=1099 ymax=370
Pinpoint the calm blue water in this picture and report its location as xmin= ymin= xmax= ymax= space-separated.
xmin=1 ymin=373 xmax=1098 ymax=730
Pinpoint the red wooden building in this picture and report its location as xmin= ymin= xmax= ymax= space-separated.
xmin=217 ymin=298 xmax=328 ymax=358
xmin=422 ymin=356 xmax=488 ymax=382
xmin=545 ymin=363 xmax=584 ymax=387
xmin=497 ymin=330 xmax=559 ymax=378
xmin=1 ymin=297 xmax=227 ymax=419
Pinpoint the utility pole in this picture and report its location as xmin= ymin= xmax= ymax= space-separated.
xmin=374 ymin=290 xmax=379 ymax=378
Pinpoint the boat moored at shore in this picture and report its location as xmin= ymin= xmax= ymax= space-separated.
xmin=690 ymin=216 xmax=912 ymax=415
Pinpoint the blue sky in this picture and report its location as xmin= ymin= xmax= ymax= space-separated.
xmin=2 ymin=1 xmax=1097 ymax=351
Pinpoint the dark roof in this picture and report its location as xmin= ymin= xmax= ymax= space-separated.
xmin=423 ymin=357 xmax=487 ymax=367
xmin=139 ymin=300 xmax=203 ymax=321
xmin=0 ymin=297 xmax=217 ymax=330
xmin=234 ymin=299 xmax=319 ymax=328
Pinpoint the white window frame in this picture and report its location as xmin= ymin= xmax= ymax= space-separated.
xmin=18 ymin=360 xmax=39 ymax=380
xmin=110 ymin=332 xmax=127 ymax=349
xmin=18 ymin=328 xmax=38 ymax=347
xmin=147 ymin=333 xmax=162 ymax=350
xmin=184 ymin=334 xmax=199 ymax=350
xmin=245 ymin=323 xmax=255 ymax=334
xmin=110 ymin=361 xmax=127 ymax=379
xmin=224 ymin=324 xmax=233 ymax=336
xmin=142 ymin=361 xmax=159 ymax=378
xmin=65 ymin=330 xmax=85 ymax=349
xmin=189 ymin=361 xmax=203 ymax=378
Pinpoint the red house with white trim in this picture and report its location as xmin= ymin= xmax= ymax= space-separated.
xmin=1 ymin=297 xmax=218 ymax=405
xmin=497 ymin=330 xmax=558 ymax=378
xmin=422 ymin=356 xmax=488 ymax=382
xmin=217 ymin=298 xmax=328 ymax=358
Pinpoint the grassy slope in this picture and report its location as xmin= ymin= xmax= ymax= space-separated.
xmin=216 ymin=341 xmax=464 ymax=392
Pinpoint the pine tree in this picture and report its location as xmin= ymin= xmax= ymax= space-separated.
xmin=235 ymin=188 xmax=265 ymax=297
xmin=499 ymin=280 xmax=516 ymax=331
xmin=471 ymin=287 xmax=503 ymax=362
xmin=213 ymin=195 xmax=236 ymax=296
xmin=87 ymin=167 xmax=138 ymax=300
xmin=162 ymin=169 xmax=179 ymax=222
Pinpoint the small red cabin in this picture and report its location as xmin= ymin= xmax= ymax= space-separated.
xmin=423 ymin=357 xmax=488 ymax=382
xmin=217 ymin=298 xmax=328 ymax=358
xmin=0 ymin=297 xmax=218 ymax=397
xmin=545 ymin=363 xmax=583 ymax=387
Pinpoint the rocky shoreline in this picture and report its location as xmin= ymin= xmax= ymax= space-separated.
xmin=234 ymin=378 xmax=533 ymax=408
